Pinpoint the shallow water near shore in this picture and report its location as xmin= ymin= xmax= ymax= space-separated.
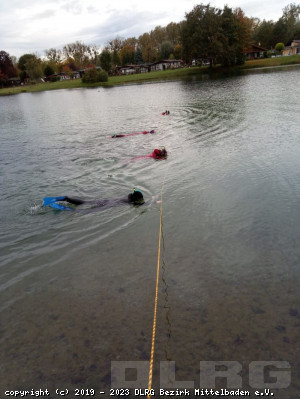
xmin=1 ymin=68 xmax=300 ymax=398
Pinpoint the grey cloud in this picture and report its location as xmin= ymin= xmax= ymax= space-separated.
xmin=87 ymin=6 xmax=98 ymax=14
xmin=60 ymin=0 xmax=82 ymax=15
xmin=33 ymin=9 xmax=56 ymax=19
xmin=77 ymin=9 xmax=163 ymax=44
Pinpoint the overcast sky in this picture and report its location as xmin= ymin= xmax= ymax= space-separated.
xmin=0 ymin=0 xmax=291 ymax=58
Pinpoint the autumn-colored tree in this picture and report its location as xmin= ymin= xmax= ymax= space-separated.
xmin=174 ymin=44 xmax=183 ymax=59
xmin=61 ymin=57 xmax=77 ymax=72
xmin=120 ymin=45 xmax=135 ymax=65
xmin=123 ymin=37 xmax=138 ymax=48
xmin=234 ymin=8 xmax=253 ymax=48
xmin=61 ymin=64 xmax=73 ymax=76
xmin=63 ymin=41 xmax=92 ymax=69
xmin=151 ymin=26 xmax=167 ymax=54
xmin=166 ymin=22 xmax=181 ymax=45
xmin=106 ymin=37 xmax=124 ymax=53
xmin=45 ymin=48 xmax=63 ymax=64
xmin=138 ymin=33 xmax=157 ymax=62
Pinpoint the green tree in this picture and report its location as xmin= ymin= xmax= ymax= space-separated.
xmin=252 ymin=19 xmax=275 ymax=48
xmin=26 ymin=56 xmax=43 ymax=80
xmin=273 ymin=18 xmax=289 ymax=45
xmin=181 ymin=4 xmax=224 ymax=66
xmin=100 ymin=50 xmax=112 ymax=73
xmin=181 ymin=4 xmax=251 ymax=67
xmin=275 ymin=42 xmax=285 ymax=54
xmin=282 ymin=3 xmax=300 ymax=43
xmin=220 ymin=7 xmax=251 ymax=66
xmin=112 ymin=50 xmax=121 ymax=67
xmin=44 ymin=65 xmax=55 ymax=77
xmin=82 ymin=67 xmax=108 ymax=83
xmin=160 ymin=41 xmax=174 ymax=59
xmin=18 ymin=53 xmax=36 ymax=72
xmin=134 ymin=48 xmax=143 ymax=64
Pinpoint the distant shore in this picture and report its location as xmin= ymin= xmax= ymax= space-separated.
xmin=1 ymin=55 xmax=300 ymax=96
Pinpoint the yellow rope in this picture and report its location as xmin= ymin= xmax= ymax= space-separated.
xmin=147 ymin=165 xmax=169 ymax=398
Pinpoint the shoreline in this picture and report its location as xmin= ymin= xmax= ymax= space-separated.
xmin=1 ymin=55 xmax=300 ymax=96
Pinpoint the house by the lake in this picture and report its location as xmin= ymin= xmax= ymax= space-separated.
xmin=116 ymin=60 xmax=182 ymax=75
xmin=282 ymin=40 xmax=300 ymax=56
xmin=117 ymin=65 xmax=137 ymax=75
xmin=44 ymin=72 xmax=71 ymax=82
xmin=244 ymin=44 xmax=267 ymax=59
xmin=150 ymin=59 xmax=182 ymax=71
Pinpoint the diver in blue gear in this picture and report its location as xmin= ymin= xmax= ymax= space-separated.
xmin=43 ymin=189 xmax=145 ymax=211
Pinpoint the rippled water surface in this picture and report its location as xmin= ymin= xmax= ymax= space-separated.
xmin=1 ymin=68 xmax=300 ymax=398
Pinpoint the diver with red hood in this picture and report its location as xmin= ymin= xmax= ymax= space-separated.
xmin=152 ymin=147 xmax=167 ymax=159
xmin=132 ymin=147 xmax=168 ymax=161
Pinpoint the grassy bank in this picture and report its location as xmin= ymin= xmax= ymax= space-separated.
xmin=1 ymin=55 xmax=300 ymax=96
xmin=241 ymin=54 xmax=300 ymax=69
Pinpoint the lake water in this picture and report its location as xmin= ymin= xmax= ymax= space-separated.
xmin=1 ymin=67 xmax=300 ymax=398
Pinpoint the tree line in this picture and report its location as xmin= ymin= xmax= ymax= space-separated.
xmin=0 ymin=2 xmax=299 ymax=86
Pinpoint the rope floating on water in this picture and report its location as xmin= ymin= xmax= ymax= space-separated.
xmin=147 ymin=165 xmax=169 ymax=398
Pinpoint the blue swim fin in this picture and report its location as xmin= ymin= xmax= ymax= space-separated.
xmin=43 ymin=196 xmax=66 ymax=206
xmin=49 ymin=203 xmax=72 ymax=211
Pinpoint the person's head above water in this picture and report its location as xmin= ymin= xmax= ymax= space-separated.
xmin=128 ymin=188 xmax=145 ymax=205
xmin=153 ymin=147 xmax=167 ymax=158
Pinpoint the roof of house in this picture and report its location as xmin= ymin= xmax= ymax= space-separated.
xmin=117 ymin=65 xmax=136 ymax=69
xmin=244 ymin=44 xmax=268 ymax=52
xmin=151 ymin=59 xmax=182 ymax=65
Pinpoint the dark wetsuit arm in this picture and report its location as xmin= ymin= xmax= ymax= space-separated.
xmin=64 ymin=196 xmax=85 ymax=205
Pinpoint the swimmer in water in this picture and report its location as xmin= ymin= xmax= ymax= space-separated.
xmin=152 ymin=147 xmax=167 ymax=159
xmin=132 ymin=147 xmax=167 ymax=161
xmin=43 ymin=189 xmax=145 ymax=211
xmin=111 ymin=130 xmax=155 ymax=138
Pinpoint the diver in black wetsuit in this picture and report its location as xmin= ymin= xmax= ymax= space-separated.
xmin=61 ymin=189 xmax=144 ymax=207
